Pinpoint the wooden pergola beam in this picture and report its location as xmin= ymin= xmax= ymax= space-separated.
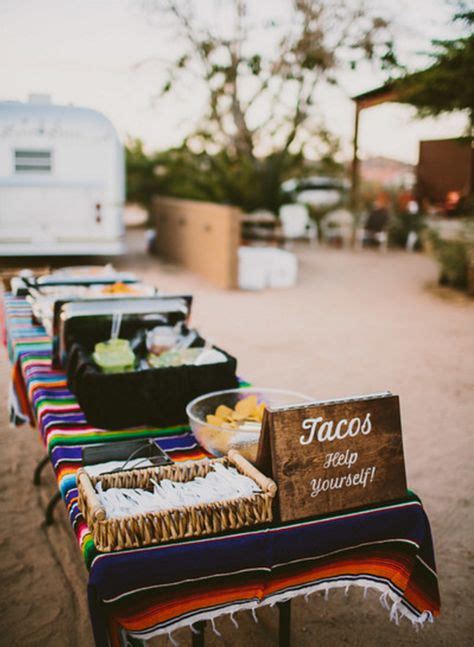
xmin=350 ymin=83 xmax=400 ymax=209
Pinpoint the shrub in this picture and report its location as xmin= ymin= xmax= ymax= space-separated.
xmin=388 ymin=211 xmax=425 ymax=248
xmin=428 ymin=224 xmax=473 ymax=290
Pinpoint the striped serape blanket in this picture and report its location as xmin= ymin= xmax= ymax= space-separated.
xmin=2 ymin=295 xmax=441 ymax=645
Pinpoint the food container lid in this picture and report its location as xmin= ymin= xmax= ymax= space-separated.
xmin=34 ymin=265 xmax=137 ymax=287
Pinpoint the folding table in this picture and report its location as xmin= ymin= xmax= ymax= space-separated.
xmin=2 ymin=295 xmax=441 ymax=646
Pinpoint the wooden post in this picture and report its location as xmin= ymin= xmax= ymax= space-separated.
xmin=350 ymin=103 xmax=361 ymax=211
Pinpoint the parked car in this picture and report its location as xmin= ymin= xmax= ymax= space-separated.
xmin=0 ymin=94 xmax=125 ymax=256
xmin=281 ymin=176 xmax=347 ymax=210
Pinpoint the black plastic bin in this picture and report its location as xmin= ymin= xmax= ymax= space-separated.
xmin=66 ymin=340 xmax=238 ymax=430
xmin=59 ymin=295 xmax=239 ymax=430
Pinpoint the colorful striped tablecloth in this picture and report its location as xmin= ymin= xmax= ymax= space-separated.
xmin=2 ymin=294 xmax=441 ymax=646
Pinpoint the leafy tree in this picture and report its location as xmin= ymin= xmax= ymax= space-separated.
xmin=126 ymin=138 xmax=339 ymax=212
xmin=396 ymin=8 xmax=474 ymax=131
xmin=125 ymin=139 xmax=158 ymax=207
xmin=136 ymin=0 xmax=396 ymax=212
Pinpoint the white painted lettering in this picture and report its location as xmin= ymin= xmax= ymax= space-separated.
xmin=335 ymin=418 xmax=349 ymax=439
xmin=301 ymin=412 xmax=374 ymax=445
xmin=361 ymin=413 xmax=372 ymax=435
xmin=300 ymin=417 xmax=323 ymax=445
xmin=348 ymin=417 xmax=361 ymax=437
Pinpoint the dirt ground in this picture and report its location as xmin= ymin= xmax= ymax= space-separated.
xmin=1 ymin=229 xmax=473 ymax=647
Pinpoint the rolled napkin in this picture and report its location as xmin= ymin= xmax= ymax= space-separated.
xmin=194 ymin=348 xmax=227 ymax=366
xmin=95 ymin=463 xmax=261 ymax=518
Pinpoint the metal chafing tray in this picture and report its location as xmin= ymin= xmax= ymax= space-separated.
xmin=34 ymin=265 xmax=138 ymax=287
xmin=28 ymin=282 xmax=157 ymax=337
xmin=8 ymin=266 xmax=138 ymax=296
xmin=54 ymin=295 xmax=193 ymax=368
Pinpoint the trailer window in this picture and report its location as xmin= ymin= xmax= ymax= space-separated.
xmin=14 ymin=149 xmax=52 ymax=173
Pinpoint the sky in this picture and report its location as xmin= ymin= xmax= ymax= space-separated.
xmin=0 ymin=0 xmax=470 ymax=164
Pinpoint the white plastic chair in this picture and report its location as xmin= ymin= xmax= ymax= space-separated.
xmin=279 ymin=204 xmax=317 ymax=242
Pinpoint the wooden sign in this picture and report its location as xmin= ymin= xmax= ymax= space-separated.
xmin=256 ymin=392 xmax=407 ymax=522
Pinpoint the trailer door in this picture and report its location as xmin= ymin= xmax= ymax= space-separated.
xmin=0 ymin=184 xmax=108 ymax=244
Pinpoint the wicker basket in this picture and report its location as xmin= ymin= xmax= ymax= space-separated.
xmin=77 ymin=450 xmax=277 ymax=552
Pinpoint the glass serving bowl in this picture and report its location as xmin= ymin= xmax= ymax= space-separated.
xmin=186 ymin=387 xmax=313 ymax=463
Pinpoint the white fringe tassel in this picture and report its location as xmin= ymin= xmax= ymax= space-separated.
xmin=210 ymin=617 xmax=221 ymax=636
xmin=126 ymin=578 xmax=435 ymax=643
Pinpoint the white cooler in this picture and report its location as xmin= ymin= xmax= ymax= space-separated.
xmin=238 ymin=247 xmax=298 ymax=290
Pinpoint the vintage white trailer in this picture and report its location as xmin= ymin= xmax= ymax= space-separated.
xmin=0 ymin=94 xmax=125 ymax=256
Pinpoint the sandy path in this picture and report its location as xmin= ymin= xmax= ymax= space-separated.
xmin=1 ymin=230 xmax=473 ymax=646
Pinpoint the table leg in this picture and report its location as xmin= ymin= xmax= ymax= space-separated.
xmin=33 ymin=455 xmax=50 ymax=486
xmin=278 ymin=601 xmax=291 ymax=647
xmin=125 ymin=635 xmax=146 ymax=647
xmin=191 ymin=620 xmax=206 ymax=647
xmin=45 ymin=491 xmax=62 ymax=526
